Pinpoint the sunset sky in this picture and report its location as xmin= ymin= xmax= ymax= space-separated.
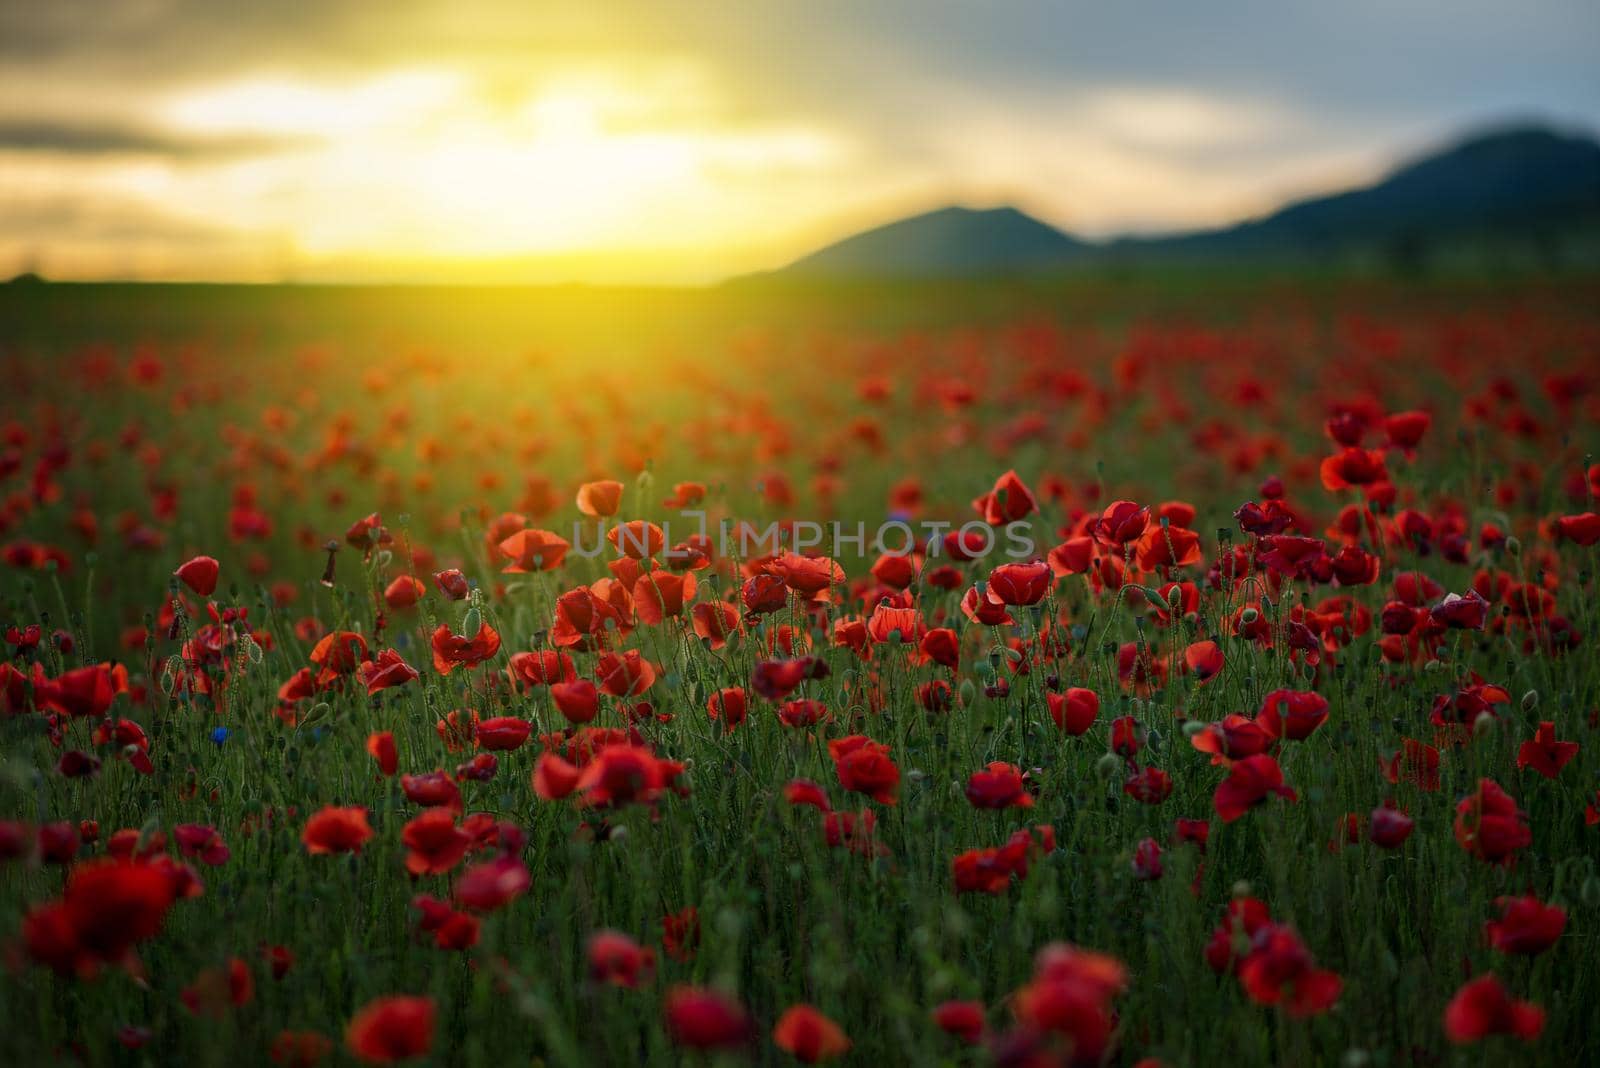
xmin=2 ymin=1 xmax=1596 ymax=283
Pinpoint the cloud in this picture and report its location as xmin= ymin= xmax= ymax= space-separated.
xmin=1 ymin=1 xmax=1596 ymax=279
xmin=0 ymin=118 xmax=312 ymax=160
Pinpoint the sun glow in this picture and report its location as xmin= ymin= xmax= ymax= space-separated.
xmin=11 ymin=65 xmax=849 ymax=282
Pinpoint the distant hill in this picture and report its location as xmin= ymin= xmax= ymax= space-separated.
xmin=781 ymin=206 xmax=1090 ymax=278
xmin=770 ymin=123 xmax=1600 ymax=277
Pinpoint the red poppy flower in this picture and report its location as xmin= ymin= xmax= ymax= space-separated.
xmin=309 ymin=631 xmax=369 ymax=685
xmin=31 ymin=663 xmax=119 ymax=719
xmin=402 ymin=771 xmax=463 ymax=813
xmin=1257 ymin=689 xmax=1329 ymax=741
xmin=635 ymin=571 xmax=696 ymax=624
xmin=532 ymin=752 xmax=581 ymax=800
xmin=452 ymin=855 xmax=530 ymax=911
xmin=663 ymin=986 xmax=750 ymax=1049
xmin=965 ymin=762 xmax=1032 ymax=809
xmin=691 ymin=601 xmax=740 ymax=649
xmin=430 ymin=623 xmax=501 ymax=674
xmin=1320 ymin=447 xmax=1388 ymax=491
xmin=1553 ymin=512 xmax=1600 ymax=546
xmin=575 ymin=745 xmax=686 ymax=809
xmin=588 ymin=929 xmax=656 ymax=988
xmin=1443 ymin=975 xmax=1543 ymax=1044
xmin=358 ymin=649 xmax=419 ymax=696
xmin=778 ymin=698 xmax=829 ymax=728
xmin=366 ymin=732 xmax=398 ymax=777
xmin=960 ymin=585 xmax=1014 ymax=626
xmin=174 ymin=824 xmax=230 ymax=866
xmin=1124 ymin=766 xmax=1173 ymax=804
xmin=596 ymin=650 xmax=657 ymax=697
xmin=706 ymin=687 xmax=747 ymax=729
xmin=830 ymin=736 xmax=900 ymax=804
xmin=784 ymin=779 xmax=831 ymax=811
xmin=1516 ymin=721 xmax=1578 ymax=779
xmin=608 ymin=520 xmax=665 ymax=560
xmin=1048 ymin=535 xmax=1097 ymax=575
xmin=1190 ymin=714 xmax=1272 ymax=763
xmin=301 ymin=807 xmax=372 ymax=855
xmin=1485 ymin=896 xmax=1566 ymax=955
xmin=1136 ymin=524 xmax=1201 ymax=570
xmin=1368 ymin=803 xmax=1414 ymax=849
xmin=751 ymin=656 xmax=827 ymax=701
xmin=345 ymin=995 xmax=435 ymax=1064
xmin=1093 ymin=500 xmax=1149 ymax=548
xmin=931 ymin=1000 xmax=985 ymax=1044
xmin=1010 ymin=943 xmax=1126 ymax=1064
xmin=1047 ymin=687 xmax=1099 ymax=734
xmin=466 ymin=715 xmax=525 ymax=752
xmin=662 ymin=907 xmax=700 ymax=962
xmin=576 ymin=480 xmax=624 ymax=518
xmin=919 ymin=627 xmax=960 ymax=669
xmin=1383 ymin=409 xmax=1431 ymax=453
xmin=985 ymin=561 xmax=1053 ymax=606
xmin=1131 ymin=837 xmax=1163 ymax=880
xmin=174 ymin=555 xmax=220 ymax=597
xmin=498 ymin=528 xmax=570 ymax=573
xmin=433 ymin=569 xmax=469 ymax=600
xmin=550 ymin=679 xmax=600 ymax=724
xmin=1213 ymin=755 xmax=1296 ymax=822
xmin=773 ymin=1004 xmax=851 ymax=1063
xmin=1236 ymin=925 xmax=1343 ymax=1017
xmin=972 ymin=469 xmax=1038 ymax=525
xmin=1431 ymin=590 xmax=1489 ymax=630
xmin=508 ymin=649 xmax=576 ymax=689
xmin=1204 ymin=897 xmax=1272 ymax=973
xmin=1454 ymin=779 xmax=1531 ymax=863
xmin=1379 ymin=737 xmax=1441 ymax=791
xmin=1183 ymin=640 xmax=1224 ymax=682
xmin=22 ymin=857 xmax=178 ymax=977
xmin=741 ymin=572 xmax=789 ymax=617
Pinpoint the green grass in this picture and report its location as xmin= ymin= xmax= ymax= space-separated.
xmin=1 ymin=277 xmax=1597 ymax=1066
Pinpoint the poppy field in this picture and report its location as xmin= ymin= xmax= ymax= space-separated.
xmin=1 ymin=278 xmax=1598 ymax=1067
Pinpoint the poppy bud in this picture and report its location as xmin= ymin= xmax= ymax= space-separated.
xmin=319 ymin=540 xmax=339 ymax=588
xmin=1582 ymin=875 xmax=1600 ymax=908
xmin=1181 ymin=720 xmax=1207 ymax=739
xmin=1167 ymin=586 xmax=1184 ymax=610
xmin=1231 ymin=880 xmax=1253 ymax=898
xmin=1521 ymin=690 xmax=1539 ymax=712
xmin=1240 ymin=608 xmax=1259 ymax=624
xmin=462 ymin=608 xmax=482 ymax=639
xmin=1504 ymin=536 xmax=1521 ymax=556
xmin=1094 ymin=753 xmax=1122 ymax=779
xmin=1472 ymin=712 xmax=1496 ymax=738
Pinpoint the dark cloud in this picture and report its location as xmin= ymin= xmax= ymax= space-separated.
xmin=0 ymin=118 xmax=312 ymax=159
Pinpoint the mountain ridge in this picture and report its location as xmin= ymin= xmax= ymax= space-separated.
xmin=769 ymin=121 xmax=1600 ymax=277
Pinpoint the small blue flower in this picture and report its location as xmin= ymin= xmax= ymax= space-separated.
xmin=210 ymin=727 xmax=231 ymax=746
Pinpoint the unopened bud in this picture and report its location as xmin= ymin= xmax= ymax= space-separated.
xmin=1095 ymin=753 xmax=1122 ymax=779
xmin=1521 ymin=690 xmax=1539 ymax=712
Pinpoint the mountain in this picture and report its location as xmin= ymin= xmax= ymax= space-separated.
xmin=780 ymin=205 xmax=1090 ymax=278
xmin=771 ymin=123 xmax=1600 ymax=277
xmin=1114 ymin=124 xmax=1600 ymax=260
